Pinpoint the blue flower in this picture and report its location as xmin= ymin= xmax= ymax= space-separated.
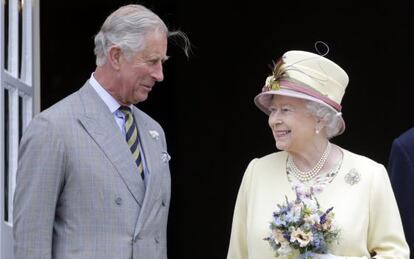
xmin=273 ymin=216 xmax=286 ymax=227
xmin=320 ymin=207 xmax=334 ymax=224
xmin=285 ymin=209 xmax=301 ymax=223
xmin=311 ymin=232 xmax=322 ymax=249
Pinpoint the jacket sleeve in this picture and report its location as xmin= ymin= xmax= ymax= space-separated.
xmin=367 ymin=163 xmax=410 ymax=258
xmin=387 ymin=138 xmax=414 ymax=253
xmin=227 ymin=159 xmax=257 ymax=259
xmin=13 ymin=115 xmax=66 ymax=259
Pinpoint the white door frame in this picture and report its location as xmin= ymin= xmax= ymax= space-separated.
xmin=0 ymin=0 xmax=40 ymax=258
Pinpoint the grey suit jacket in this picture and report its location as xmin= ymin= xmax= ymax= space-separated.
xmin=13 ymin=82 xmax=171 ymax=259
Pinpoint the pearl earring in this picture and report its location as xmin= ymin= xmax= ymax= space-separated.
xmin=315 ymin=129 xmax=320 ymax=134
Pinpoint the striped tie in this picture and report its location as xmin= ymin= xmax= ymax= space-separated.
xmin=119 ymin=106 xmax=144 ymax=180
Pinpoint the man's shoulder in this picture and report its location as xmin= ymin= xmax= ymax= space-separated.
xmin=37 ymin=82 xmax=93 ymax=119
xmin=396 ymin=127 xmax=414 ymax=143
xmin=391 ymin=127 xmax=414 ymax=156
xmin=37 ymin=92 xmax=80 ymax=121
xmin=47 ymin=93 xmax=79 ymax=111
xmin=29 ymin=83 xmax=90 ymax=130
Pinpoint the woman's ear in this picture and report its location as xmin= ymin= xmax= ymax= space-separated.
xmin=316 ymin=116 xmax=328 ymax=126
xmin=315 ymin=117 xmax=327 ymax=134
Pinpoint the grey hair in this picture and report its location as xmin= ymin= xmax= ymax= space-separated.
xmin=305 ymin=101 xmax=342 ymax=139
xmin=94 ymin=4 xmax=190 ymax=66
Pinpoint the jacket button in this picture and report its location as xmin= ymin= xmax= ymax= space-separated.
xmin=115 ymin=197 xmax=122 ymax=205
xmin=154 ymin=237 xmax=159 ymax=244
xmin=161 ymin=200 xmax=166 ymax=207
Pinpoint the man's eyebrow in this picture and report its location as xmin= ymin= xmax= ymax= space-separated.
xmin=162 ymin=56 xmax=170 ymax=62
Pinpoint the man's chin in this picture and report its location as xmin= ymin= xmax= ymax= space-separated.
xmin=133 ymin=93 xmax=149 ymax=104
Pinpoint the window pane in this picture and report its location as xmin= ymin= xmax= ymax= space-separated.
xmin=4 ymin=0 xmax=9 ymax=70
xmin=18 ymin=0 xmax=23 ymax=77
xmin=19 ymin=95 xmax=23 ymax=142
xmin=4 ymin=88 xmax=9 ymax=222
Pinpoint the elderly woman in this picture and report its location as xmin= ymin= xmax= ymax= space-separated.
xmin=227 ymin=51 xmax=409 ymax=258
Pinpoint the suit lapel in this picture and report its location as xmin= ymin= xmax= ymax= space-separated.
xmin=77 ymin=83 xmax=146 ymax=206
xmin=134 ymin=109 xmax=155 ymax=178
xmin=132 ymin=107 xmax=163 ymax=233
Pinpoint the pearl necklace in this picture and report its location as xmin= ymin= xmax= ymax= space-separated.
xmin=287 ymin=142 xmax=332 ymax=182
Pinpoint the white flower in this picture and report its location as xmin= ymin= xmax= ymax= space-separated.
xmin=294 ymin=184 xmax=312 ymax=200
xmin=302 ymin=198 xmax=318 ymax=211
xmin=304 ymin=213 xmax=320 ymax=225
xmin=290 ymin=228 xmax=313 ymax=247
xmin=149 ymin=130 xmax=160 ymax=140
xmin=272 ymin=229 xmax=287 ymax=245
xmin=278 ymin=243 xmax=295 ymax=257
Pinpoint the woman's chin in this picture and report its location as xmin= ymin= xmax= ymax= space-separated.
xmin=275 ymin=142 xmax=288 ymax=151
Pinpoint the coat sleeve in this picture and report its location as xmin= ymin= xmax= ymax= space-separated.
xmin=387 ymin=138 xmax=414 ymax=253
xmin=367 ymin=163 xmax=410 ymax=258
xmin=227 ymin=159 xmax=257 ymax=259
xmin=13 ymin=115 xmax=66 ymax=259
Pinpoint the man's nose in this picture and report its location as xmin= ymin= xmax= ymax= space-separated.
xmin=152 ymin=62 xmax=164 ymax=82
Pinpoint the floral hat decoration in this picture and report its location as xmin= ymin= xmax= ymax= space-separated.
xmin=254 ymin=49 xmax=349 ymax=136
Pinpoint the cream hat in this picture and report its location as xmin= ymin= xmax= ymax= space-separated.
xmin=254 ymin=50 xmax=349 ymax=136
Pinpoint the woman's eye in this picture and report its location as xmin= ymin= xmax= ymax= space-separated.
xmin=269 ymin=107 xmax=278 ymax=113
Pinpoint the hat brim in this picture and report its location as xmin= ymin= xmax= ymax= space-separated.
xmin=254 ymin=89 xmax=345 ymax=136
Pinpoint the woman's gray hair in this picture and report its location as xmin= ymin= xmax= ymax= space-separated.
xmin=94 ymin=4 xmax=190 ymax=66
xmin=305 ymin=101 xmax=342 ymax=139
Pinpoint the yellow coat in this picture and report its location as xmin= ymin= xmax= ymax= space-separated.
xmin=227 ymin=148 xmax=409 ymax=258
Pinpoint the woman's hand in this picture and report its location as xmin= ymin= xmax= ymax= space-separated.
xmin=311 ymin=254 xmax=368 ymax=259
xmin=312 ymin=254 xmax=341 ymax=259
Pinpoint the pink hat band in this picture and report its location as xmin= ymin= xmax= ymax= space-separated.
xmin=278 ymin=79 xmax=342 ymax=111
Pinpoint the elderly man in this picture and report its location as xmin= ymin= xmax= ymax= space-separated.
xmin=13 ymin=4 xmax=188 ymax=259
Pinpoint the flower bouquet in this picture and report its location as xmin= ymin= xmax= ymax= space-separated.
xmin=264 ymin=186 xmax=340 ymax=259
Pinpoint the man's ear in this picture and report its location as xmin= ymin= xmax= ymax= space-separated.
xmin=108 ymin=45 xmax=122 ymax=70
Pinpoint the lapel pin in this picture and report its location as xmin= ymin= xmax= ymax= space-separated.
xmin=345 ymin=169 xmax=360 ymax=185
xmin=149 ymin=130 xmax=160 ymax=140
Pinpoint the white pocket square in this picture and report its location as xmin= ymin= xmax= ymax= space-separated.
xmin=161 ymin=152 xmax=171 ymax=163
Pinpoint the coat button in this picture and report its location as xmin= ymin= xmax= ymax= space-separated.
xmin=161 ymin=200 xmax=166 ymax=207
xmin=154 ymin=237 xmax=159 ymax=244
xmin=115 ymin=197 xmax=122 ymax=205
